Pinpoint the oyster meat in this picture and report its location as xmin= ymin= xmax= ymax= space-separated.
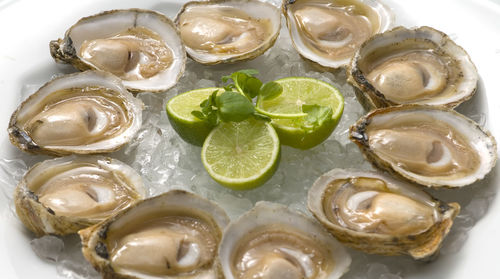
xmin=219 ymin=202 xmax=351 ymax=279
xmin=284 ymin=0 xmax=393 ymax=69
xmin=175 ymin=0 xmax=281 ymax=64
xmin=308 ymin=169 xmax=460 ymax=259
xmin=14 ymin=155 xmax=145 ymax=236
xmin=80 ymin=190 xmax=229 ymax=279
xmin=348 ymin=26 xmax=478 ymax=110
xmin=350 ymin=105 xmax=497 ymax=187
xmin=8 ymin=71 xmax=143 ymax=156
xmin=50 ymin=9 xmax=185 ymax=93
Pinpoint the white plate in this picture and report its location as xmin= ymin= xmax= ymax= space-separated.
xmin=0 ymin=0 xmax=499 ymax=278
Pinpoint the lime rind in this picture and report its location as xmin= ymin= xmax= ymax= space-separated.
xmin=201 ymin=119 xmax=280 ymax=190
xmin=254 ymin=106 xmax=308 ymax=119
xmin=167 ymin=87 xmax=223 ymax=120
xmin=256 ymin=77 xmax=344 ymax=149
xmin=166 ymin=87 xmax=223 ymax=146
xmin=257 ymin=77 xmax=344 ymax=120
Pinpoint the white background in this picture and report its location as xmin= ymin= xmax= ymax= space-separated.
xmin=0 ymin=0 xmax=499 ymax=278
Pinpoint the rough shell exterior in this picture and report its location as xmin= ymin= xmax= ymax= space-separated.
xmin=50 ymin=9 xmax=186 ymax=93
xmin=349 ymin=105 xmax=497 ymax=188
xmin=79 ymin=190 xmax=229 ymax=279
xmin=283 ymin=0 xmax=394 ymax=70
xmin=347 ymin=26 xmax=478 ymax=111
xmin=219 ymin=201 xmax=351 ymax=279
xmin=14 ymin=155 xmax=145 ymax=236
xmin=174 ymin=0 xmax=281 ymax=65
xmin=308 ymin=168 xmax=460 ymax=260
xmin=8 ymin=71 xmax=143 ymax=156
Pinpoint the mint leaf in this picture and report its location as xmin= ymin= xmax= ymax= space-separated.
xmin=221 ymin=75 xmax=232 ymax=83
xmin=232 ymin=72 xmax=262 ymax=98
xmin=192 ymin=90 xmax=220 ymax=126
xmin=209 ymin=90 xmax=218 ymax=104
xmin=222 ymin=69 xmax=262 ymax=99
xmin=206 ymin=111 xmax=218 ymax=126
xmin=222 ymin=69 xmax=258 ymax=84
xmin=243 ymin=76 xmax=263 ymax=98
xmin=191 ymin=110 xmax=205 ymax=120
xmin=301 ymin=104 xmax=333 ymax=132
xmin=216 ymin=91 xmax=255 ymax=122
xmin=200 ymin=99 xmax=211 ymax=114
xmin=223 ymin=84 xmax=235 ymax=91
xmin=193 ymin=69 xmax=285 ymax=124
xmin=259 ymin=81 xmax=283 ymax=100
xmin=237 ymin=69 xmax=259 ymax=76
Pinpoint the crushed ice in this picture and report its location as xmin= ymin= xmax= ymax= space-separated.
xmin=0 ymin=1 xmax=498 ymax=278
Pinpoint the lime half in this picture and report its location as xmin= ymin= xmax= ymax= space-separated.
xmin=201 ymin=118 xmax=280 ymax=190
xmin=166 ymin=87 xmax=223 ymax=146
xmin=257 ymin=77 xmax=344 ymax=149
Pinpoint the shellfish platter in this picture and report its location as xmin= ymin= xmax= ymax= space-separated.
xmin=0 ymin=0 xmax=499 ymax=278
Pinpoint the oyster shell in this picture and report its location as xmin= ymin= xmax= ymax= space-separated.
xmin=79 ymin=190 xmax=229 ymax=279
xmin=283 ymin=0 xmax=394 ymax=69
xmin=8 ymin=71 xmax=143 ymax=156
xmin=350 ymin=105 xmax=497 ymax=187
xmin=219 ymin=202 xmax=351 ymax=279
xmin=308 ymin=169 xmax=460 ymax=260
xmin=348 ymin=26 xmax=478 ymax=110
xmin=175 ymin=0 xmax=281 ymax=64
xmin=50 ymin=9 xmax=186 ymax=93
xmin=14 ymin=155 xmax=145 ymax=236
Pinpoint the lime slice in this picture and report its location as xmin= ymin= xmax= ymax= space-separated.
xmin=201 ymin=118 xmax=280 ymax=190
xmin=166 ymin=87 xmax=223 ymax=146
xmin=257 ymin=77 xmax=344 ymax=149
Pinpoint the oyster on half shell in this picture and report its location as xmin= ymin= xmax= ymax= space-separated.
xmin=50 ymin=9 xmax=186 ymax=93
xmin=219 ymin=202 xmax=351 ymax=279
xmin=14 ymin=155 xmax=145 ymax=236
xmin=308 ymin=169 xmax=460 ymax=260
xmin=284 ymin=0 xmax=393 ymax=69
xmin=350 ymin=105 xmax=497 ymax=188
xmin=175 ymin=0 xmax=281 ymax=65
xmin=79 ymin=190 xmax=229 ymax=279
xmin=8 ymin=71 xmax=143 ymax=156
xmin=348 ymin=26 xmax=478 ymax=110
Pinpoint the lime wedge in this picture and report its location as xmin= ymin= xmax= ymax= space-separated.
xmin=201 ymin=118 xmax=280 ymax=190
xmin=257 ymin=77 xmax=344 ymax=149
xmin=166 ymin=87 xmax=223 ymax=146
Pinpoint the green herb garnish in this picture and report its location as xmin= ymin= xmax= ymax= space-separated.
xmin=193 ymin=69 xmax=282 ymax=124
xmin=192 ymin=69 xmax=330 ymax=128
xmin=301 ymin=104 xmax=333 ymax=133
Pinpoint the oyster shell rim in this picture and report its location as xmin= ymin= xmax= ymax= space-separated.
xmin=79 ymin=189 xmax=230 ymax=279
xmin=50 ymin=8 xmax=187 ymax=93
xmin=346 ymin=25 xmax=479 ymax=110
xmin=7 ymin=70 xmax=144 ymax=156
xmin=349 ymin=104 xmax=498 ymax=188
xmin=218 ymin=201 xmax=352 ymax=279
xmin=283 ymin=0 xmax=395 ymax=70
xmin=13 ymin=155 xmax=146 ymax=236
xmin=307 ymin=168 xmax=461 ymax=260
xmin=174 ymin=0 xmax=282 ymax=65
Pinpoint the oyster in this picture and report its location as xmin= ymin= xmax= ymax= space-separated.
xmin=50 ymin=9 xmax=185 ymax=93
xmin=14 ymin=155 xmax=145 ymax=236
xmin=8 ymin=71 xmax=143 ymax=156
xmin=350 ymin=105 xmax=497 ymax=187
xmin=284 ymin=0 xmax=393 ymax=69
xmin=308 ymin=169 xmax=460 ymax=259
xmin=175 ymin=0 xmax=281 ymax=64
xmin=348 ymin=26 xmax=478 ymax=110
xmin=80 ymin=190 xmax=229 ymax=279
xmin=219 ymin=202 xmax=351 ymax=279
